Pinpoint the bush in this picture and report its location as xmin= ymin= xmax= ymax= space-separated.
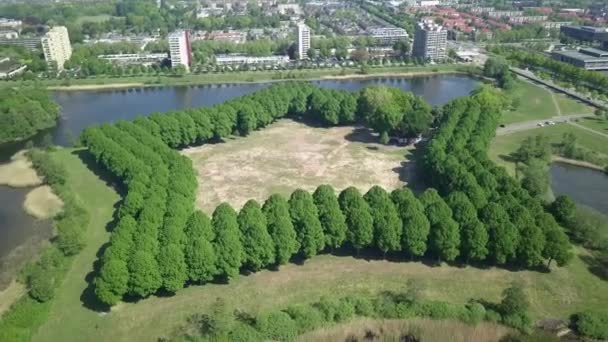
xmin=575 ymin=310 xmax=608 ymax=339
xmin=464 ymin=302 xmax=486 ymax=325
xmin=255 ymin=311 xmax=298 ymax=340
xmin=334 ymin=298 xmax=356 ymax=322
xmin=227 ymin=322 xmax=263 ymax=342
xmin=284 ymin=304 xmax=325 ymax=333
xmin=348 ymin=296 xmax=375 ymax=317
xmin=485 ymin=309 xmax=502 ymax=323
xmin=314 ymin=296 xmax=340 ymax=321
xmin=502 ymin=313 xmax=533 ymax=333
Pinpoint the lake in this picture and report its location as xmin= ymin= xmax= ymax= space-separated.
xmin=0 ymin=74 xmax=480 ymax=282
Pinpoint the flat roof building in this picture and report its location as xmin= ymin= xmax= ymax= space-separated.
xmin=168 ymin=30 xmax=191 ymax=71
xmin=41 ymin=26 xmax=72 ymax=71
xmin=551 ymin=47 xmax=608 ymax=70
xmin=560 ymin=25 xmax=608 ymax=43
xmin=368 ymin=27 xmax=409 ymax=46
xmin=215 ymin=54 xmax=290 ymax=66
xmin=412 ymin=20 xmax=447 ymax=61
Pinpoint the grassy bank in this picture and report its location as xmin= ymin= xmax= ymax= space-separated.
xmin=489 ymin=123 xmax=608 ymax=174
xmin=1 ymin=64 xmax=473 ymax=91
xmin=501 ymin=80 xmax=593 ymax=125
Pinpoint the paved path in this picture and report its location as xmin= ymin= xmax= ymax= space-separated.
xmin=568 ymin=121 xmax=608 ymax=139
xmin=496 ymin=114 xmax=591 ymax=136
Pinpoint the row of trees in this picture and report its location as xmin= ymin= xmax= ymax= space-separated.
xmin=85 ymin=83 xmax=433 ymax=305
xmin=490 ymin=46 xmax=608 ymax=96
xmin=0 ymin=85 xmax=60 ymax=144
xmin=423 ymin=85 xmax=572 ymax=268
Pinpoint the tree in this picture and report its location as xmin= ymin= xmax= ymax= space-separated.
xmin=94 ymin=258 xmax=129 ymax=306
xmin=238 ymin=199 xmax=275 ymax=271
xmin=262 ymin=194 xmax=299 ymax=266
xmin=500 ymin=283 xmax=529 ymax=316
xmin=550 ymin=195 xmax=576 ymax=228
xmin=392 ymin=39 xmax=410 ymax=57
xmin=446 ymin=192 xmax=489 ymax=262
xmin=289 ymin=189 xmax=325 ymax=259
xmin=537 ymin=213 xmax=572 ymax=268
xmin=158 ymin=243 xmax=188 ymax=293
xmin=364 ymin=186 xmax=402 ymax=254
xmin=391 ymin=188 xmax=430 ymax=258
xmin=338 ymin=187 xmax=374 ymax=253
xmin=419 ymin=189 xmax=460 ymax=262
xmin=128 ymin=250 xmax=162 ymax=297
xmin=184 ymin=211 xmax=217 ymax=284
xmin=480 ymin=203 xmax=519 ymax=264
xmin=236 ymin=107 xmax=256 ymax=136
xmin=520 ymin=158 xmax=550 ymax=197
xmin=357 ymin=86 xmax=404 ymax=140
xmin=212 ymin=203 xmax=243 ymax=280
xmin=312 ymin=185 xmax=347 ymax=250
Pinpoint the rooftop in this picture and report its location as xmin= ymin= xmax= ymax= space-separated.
xmin=553 ymin=49 xmax=608 ymax=62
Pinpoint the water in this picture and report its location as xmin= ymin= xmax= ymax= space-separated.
xmin=0 ymin=75 xmax=479 ymax=274
xmin=550 ymin=162 xmax=608 ymax=215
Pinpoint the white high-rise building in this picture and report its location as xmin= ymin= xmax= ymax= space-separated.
xmin=298 ymin=23 xmax=311 ymax=60
xmin=41 ymin=26 xmax=72 ymax=71
xmin=168 ymin=30 xmax=191 ymax=71
xmin=412 ymin=20 xmax=447 ymax=61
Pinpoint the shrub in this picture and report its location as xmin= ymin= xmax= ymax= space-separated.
xmin=284 ymin=304 xmax=325 ymax=333
xmin=314 ymin=296 xmax=339 ymax=321
xmin=227 ymin=322 xmax=264 ymax=342
xmin=464 ymin=302 xmax=486 ymax=325
xmin=575 ymin=310 xmax=608 ymax=339
xmin=502 ymin=313 xmax=533 ymax=333
xmin=334 ymin=298 xmax=356 ymax=322
xmin=485 ymin=309 xmax=502 ymax=323
xmin=348 ymin=296 xmax=375 ymax=317
xmin=255 ymin=311 xmax=298 ymax=340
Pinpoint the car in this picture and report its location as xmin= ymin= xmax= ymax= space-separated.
xmin=499 ymin=124 xmax=506 ymax=128
xmin=547 ymin=121 xmax=556 ymax=125
xmin=537 ymin=122 xmax=545 ymax=127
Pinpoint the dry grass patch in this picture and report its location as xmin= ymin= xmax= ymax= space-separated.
xmin=0 ymin=280 xmax=26 ymax=316
xmin=23 ymin=185 xmax=63 ymax=219
xmin=0 ymin=150 xmax=42 ymax=187
xmin=183 ymin=119 xmax=414 ymax=213
xmin=298 ymin=318 xmax=513 ymax=342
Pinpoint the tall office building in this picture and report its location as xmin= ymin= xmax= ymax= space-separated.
xmin=41 ymin=26 xmax=72 ymax=71
xmin=298 ymin=23 xmax=311 ymax=60
xmin=412 ymin=20 xmax=447 ymax=61
xmin=168 ymin=30 xmax=192 ymax=71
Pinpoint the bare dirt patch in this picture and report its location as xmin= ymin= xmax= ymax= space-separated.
xmin=182 ymin=120 xmax=414 ymax=213
xmin=23 ymin=185 xmax=64 ymax=219
xmin=298 ymin=318 xmax=513 ymax=342
xmin=0 ymin=150 xmax=42 ymax=188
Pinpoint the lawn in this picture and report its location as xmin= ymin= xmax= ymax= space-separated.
xmin=489 ymin=123 xmax=608 ymax=173
xmin=576 ymin=117 xmax=608 ymax=134
xmin=501 ymin=81 xmax=593 ymax=125
xmin=182 ymin=120 xmax=414 ymax=213
xmin=32 ymin=148 xmax=120 ymax=342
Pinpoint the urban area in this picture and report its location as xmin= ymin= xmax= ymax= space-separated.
xmin=0 ymin=0 xmax=608 ymax=342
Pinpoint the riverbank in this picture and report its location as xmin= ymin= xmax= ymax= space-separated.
xmin=552 ymin=156 xmax=606 ymax=172
xmin=6 ymin=64 xmax=476 ymax=91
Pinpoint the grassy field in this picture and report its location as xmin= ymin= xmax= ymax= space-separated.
xmin=577 ymin=117 xmax=608 ymax=134
xmin=32 ymin=148 xmax=120 ymax=342
xmin=489 ymin=123 xmax=608 ymax=173
xmin=182 ymin=120 xmax=413 ymax=213
xmin=501 ymin=81 xmax=593 ymax=125
xmin=28 ymin=141 xmax=608 ymax=342
xmin=299 ymin=318 xmax=514 ymax=342
xmin=1 ymin=64 xmax=469 ymax=91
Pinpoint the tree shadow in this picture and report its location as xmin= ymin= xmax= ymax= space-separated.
xmin=80 ymin=241 xmax=112 ymax=313
xmin=498 ymin=154 xmax=519 ymax=163
xmin=580 ymin=253 xmax=608 ymax=281
xmin=72 ymin=149 xmax=126 ymax=197
xmin=343 ymin=127 xmax=379 ymax=144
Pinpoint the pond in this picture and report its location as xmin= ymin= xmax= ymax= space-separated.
xmin=550 ymin=162 xmax=608 ymax=215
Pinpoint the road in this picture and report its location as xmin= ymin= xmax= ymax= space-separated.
xmin=496 ymin=114 xmax=591 ymax=136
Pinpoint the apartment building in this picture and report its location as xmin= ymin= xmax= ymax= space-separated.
xmin=369 ymin=27 xmax=409 ymax=45
xmin=168 ymin=30 xmax=192 ymax=71
xmin=298 ymin=23 xmax=311 ymax=60
xmin=41 ymin=26 xmax=72 ymax=71
xmin=412 ymin=20 xmax=447 ymax=61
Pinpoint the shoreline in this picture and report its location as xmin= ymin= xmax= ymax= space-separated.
xmin=42 ymin=66 xmax=473 ymax=92
xmin=552 ymin=156 xmax=606 ymax=172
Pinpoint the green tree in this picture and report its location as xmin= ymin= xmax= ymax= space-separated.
xmin=94 ymin=258 xmax=129 ymax=306
xmin=184 ymin=211 xmax=217 ymax=284
xmin=338 ymin=187 xmax=374 ymax=253
xmin=550 ymin=195 xmax=576 ymax=227
xmin=446 ymin=191 xmax=489 ymax=262
xmin=128 ymin=250 xmax=162 ymax=297
xmin=238 ymin=199 xmax=275 ymax=271
xmin=391 ymin=188 xmax=430 ymax=258
xmin=419 ymin=189 xmax=460 ymax=262
xmin=520 ymin=158 xmax=550 ymax=197
xmin=500 ymin=283 xmax=529 ymax=316
xmin=212 ymin=203 xmax=243 ymax=280
xmin=158 ymin=243 xmax=188 ymax=293
xmin=289 ymin=189 xmax=325 ymax=259
xmin=313 ymin=185 xmax=347 ymax=250
xmin=262 ymin=194 xmax=299 ymax=266
xmin=364 ymin=186 xmax=402 ymax=254
xmin=480 ymin=203 xmax=519 ymax=264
